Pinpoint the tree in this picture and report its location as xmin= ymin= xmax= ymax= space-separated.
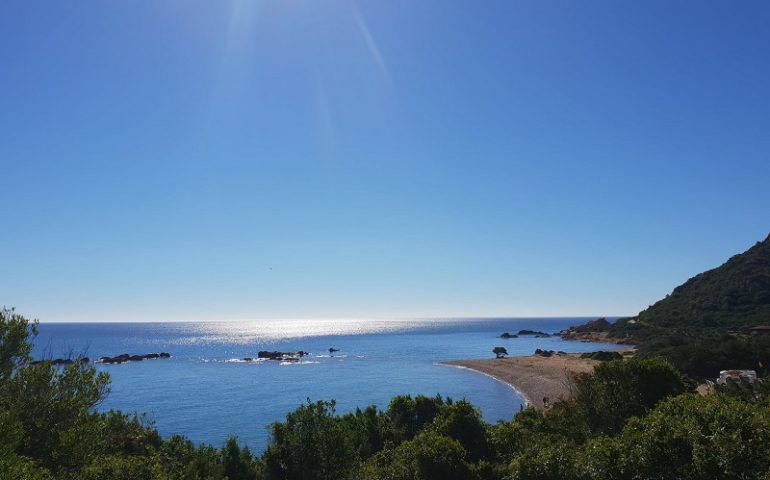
xmin=0 ymin=307 xmax=36 ymax=383
xmin=493 ymin=347 xmax=508 ymax=358
xmin=387 ymin=395 xmax=446 ymax=442
xmin=359 ymin=432 xmax=475 ymax=480
xmin=0 ymin=308 xmax=109 ymax=474
xmin=262 ymin=400 xmax=360 ymax=480
xmin=573 ymin=358 xmax=692 ymax=436
xmin=589 ymin=393 xmax=770 ymax=479
xmin=222 ymin=437 xmax=258 ymax=480
xmin=431 ymin=400 xmax=489 ymax=462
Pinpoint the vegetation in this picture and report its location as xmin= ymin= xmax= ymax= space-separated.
xmin=579 ymin=351 xmax=622 ymax=361
xmin=492 ymin=347 xmax=508 ymax=358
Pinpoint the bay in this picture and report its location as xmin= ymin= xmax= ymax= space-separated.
xmin=33 ymin=318 xmax=618 ymax=450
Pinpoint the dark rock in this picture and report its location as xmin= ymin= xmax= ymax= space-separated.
xmin=499 ymin=332 xmax=518 ymax=338
xmin=258 ymin=351 xmax=283 ymax=360
xmin=329 ymin=348 xmax=340 ymax=353
xmin=258 ymin=350 xmax=309 ymax=360
xmin=518 ymin=329 xmax=550 ymax=336
xmin=97 ymin=352 xmax=171 ymax=364
xmin=99 ymin=354 xmax=130 ymax=364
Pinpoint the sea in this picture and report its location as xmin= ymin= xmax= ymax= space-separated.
xmin=33 ymin=318 xmax=618 ymax=451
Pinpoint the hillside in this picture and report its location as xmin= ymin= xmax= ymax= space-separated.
xmin=613 ymin=233 xmax=770 ymax=336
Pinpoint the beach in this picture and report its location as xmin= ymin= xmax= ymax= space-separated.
xmin=442 ymin=354 xmax=601 ymax=409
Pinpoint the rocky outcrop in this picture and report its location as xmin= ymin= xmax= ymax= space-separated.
xmin=517 ymin=330 xmax=551 ymax=337
xmin=499 ymin=332 xmax=518 ymax=338
xmin=559 ymin=318 xmax=635 ymax=344
xmin=257 ymin=351 xmax=309 ymax=361
xmin=97 ymin=353 xmax=171 ymax=364
xmin=572 ymin=318 xmax=611 ymax=333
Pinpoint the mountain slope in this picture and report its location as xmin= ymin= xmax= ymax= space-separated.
xmin=618 ymin=233 xmax=770 ymax=333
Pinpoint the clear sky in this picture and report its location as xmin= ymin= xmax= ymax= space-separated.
xmin=1 ymin=1 xmax=769 ymax=322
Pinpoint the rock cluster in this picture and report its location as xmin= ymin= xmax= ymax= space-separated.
xmin=257 ymin=351 xmax=309 ymax=360
xmin=517 ymin=329 xmax=552 ymax=337
xmin=97 ymin=352 xmax=171 ymax=364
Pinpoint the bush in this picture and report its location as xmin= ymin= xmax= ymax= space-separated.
xmin=431 ymin=400 xmax=489 ymax=462
xmin=573 ymin=358 xmax=693 ymax=436
xmin=359 ymin=432 xmax=475 ymax=480
xmin=262 ymin=400 xmax=360 ymax=480
xmin=638 ymin=335 xmax=770 ymax=380
xmin=387 ymin=395 xmax=447 ymax=442
xmin=579 ymin=351 xmax=622 ymax=362
xmin=611 ymin=394 xmax=770 ymax=479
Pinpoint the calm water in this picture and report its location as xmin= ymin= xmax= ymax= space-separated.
xmin=33 ymin=318 xmax=617 ymax=451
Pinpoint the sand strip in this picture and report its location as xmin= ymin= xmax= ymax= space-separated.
xmin=440 ymin=354 xmax=600 ymax=409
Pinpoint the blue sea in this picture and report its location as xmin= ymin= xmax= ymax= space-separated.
xmin=33 ymin=318 xmax=618 ymax=451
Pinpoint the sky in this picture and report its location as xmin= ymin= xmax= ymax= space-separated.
xmin=1 ymin=1 xmax=769 ymax=322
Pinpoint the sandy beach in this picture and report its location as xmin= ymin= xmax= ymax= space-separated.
xmin=441 ymin=354 xmax=600 ymax=409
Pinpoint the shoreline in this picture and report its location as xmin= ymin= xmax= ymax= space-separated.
xmin=438 ymin=362 xmax=534 ymax=406
xmin=441 ymin=354 xmax=602 ymax=409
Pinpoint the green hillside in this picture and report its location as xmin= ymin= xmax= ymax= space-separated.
xmin=614 ymin=233 xmax=770 ymax=335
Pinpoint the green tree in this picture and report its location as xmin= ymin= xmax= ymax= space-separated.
xmin=573 ymin=358 xmax=692 ymax=435
xmin=431 ymin=400 xmax=489 ymax=462
xmin=0 ymin=307 xmax=36 ymax=383
xmin=507 ymin=439 xmax=579 ymax=480
xmin=222 ymin=437 xmax=258 ymax=480
xmin=606 ymin=393 xmax=770 ymax=479
xmin=262 ymin=400 xmax=359 ymax=480
xmin=386 ymin=395 xmax=447 ymax=442
xmin=342 ymin=405 xmax=389 ymax=459
xmin=77 ymin=455 xmax=165 ymax=480
xmin=5 ymin=361 xmax=110 ymax=470
xmin=359 ymin=432 xmax=476 ymax=480
xmin=157 ymin=435 xmax=226 ymax=480
xmin=493 ymin=347 xmax=508 ymax=358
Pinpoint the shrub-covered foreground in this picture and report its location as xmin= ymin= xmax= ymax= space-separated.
xmin=4 ymin=308 xmax=770 ymax=479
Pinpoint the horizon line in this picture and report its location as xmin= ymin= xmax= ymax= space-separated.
xmin=36 ymin=315 xmax=629 ymax=324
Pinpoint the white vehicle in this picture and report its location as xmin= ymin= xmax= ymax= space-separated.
xmin=717 ymin=369 xmax=757 ymax=385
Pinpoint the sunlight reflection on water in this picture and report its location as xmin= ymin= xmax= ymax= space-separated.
xmin=158 ymin=318 xmax=465 ymax=345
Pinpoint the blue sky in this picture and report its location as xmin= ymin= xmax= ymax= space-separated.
xmin=1 ymin=1 xmax=769 ymax=322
